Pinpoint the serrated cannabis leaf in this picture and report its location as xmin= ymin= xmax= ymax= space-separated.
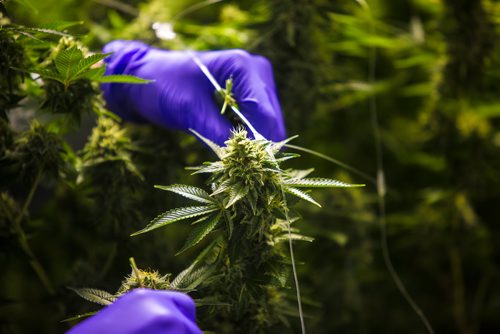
xmin=82 ymin=66 xmax=106 ymax=80
xmin=27 ymin=46 xmax=150 ymax=88
xmin=71 ymin=53 xmax=111 ymax=79
xmin=275 ymin=153 xmax=301 ymax=163
xmin=70 ymin=288 xmax=116 ymax=306
xmin=225 ymin=184 xmax=249 ymax=208
xmin=211 ymin=178 xmax=232 ymax=196
xmin=155 ymin=184 xmax=215 ymax=204
xmin=284 ymin=177 xmax=364 ymax=188
xmin=131 ymin=206 xmax=219 ymax=236
xmin=5 ymin=25 xmax=72 ymax=38
xmin=268 ymin=264 xmax=289 ymax=287
xmin=274 ymin=233 xmax=314 ymax=243
xmin=170 ymin=264 xmax=195 ymax=289
xmin=189 ymin=128 xmax=224 ymax=159
xmin=191 ymin=161 xmax=225 ymax=174
xmin=55 ymin=46 xmax=82 ymax=80
xmin=284 ymin=186 xmax=321 ymax=207
xmin=184 ymin=266 xmax=216 ymax=290
xmin=177 ymin=213 xmax=222 ymax=254
xmin=271 ymin=135 xmax=299 ymax=152
xmin=22 ymin=68 xmax=64 ymax=83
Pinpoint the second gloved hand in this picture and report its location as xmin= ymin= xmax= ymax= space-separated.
xmin=67 ymin=289 xmax=202 ymax=334
xmin=101 ymin=41 xmax=286 ymax=145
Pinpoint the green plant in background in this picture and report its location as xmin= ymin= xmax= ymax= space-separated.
xmin=0 ymin=4 xmax=169 ymax=332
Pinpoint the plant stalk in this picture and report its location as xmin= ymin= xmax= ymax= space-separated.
xmin=12 ymin=169 xmax=55 ymax=295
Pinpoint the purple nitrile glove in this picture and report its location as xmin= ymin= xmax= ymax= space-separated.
xmin=67 ymin=289 xmax=202 ymax=334
xmin=101 ymin=40 xmax=286 ymax=145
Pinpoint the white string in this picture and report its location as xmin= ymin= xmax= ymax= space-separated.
xmin=187 ymin=51 xmax=265 ymax=141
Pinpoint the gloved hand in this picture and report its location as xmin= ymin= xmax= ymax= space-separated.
xmin=67 ymin=289 xmax=202 ymax=334
xmin=101 ymin=40 xmax=286 ymax=145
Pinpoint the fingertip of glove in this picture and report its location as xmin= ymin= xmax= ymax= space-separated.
xmin=102 ymin=40 xmax=147 ymax=54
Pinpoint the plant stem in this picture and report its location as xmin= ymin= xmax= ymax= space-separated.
xmin=130 ymin=257 xmax=143 ymax=287
xmin=12 ymin=169 xmax=55 ymax=295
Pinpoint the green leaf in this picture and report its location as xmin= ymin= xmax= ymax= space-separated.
xmin=96 ymin=74 xmax=152 ymax=84
xmin=82 ymin=66 xmax=106 ymax=81
xmin=190 ymin=161 xmax=225 ymax=174
xmin=12 ymin=67 xmax=64 ymax=83
xmin=55 ymin=46 xmax=83 ymax=80
xmin=177 ymin=213 xmax=222 ymax=254
xmin=274 ymin=233 xmax=314 ymax=243
xmin=194 ymin=297 xmax=230 ymax=307
xmin=271 ymin=135 xmax=299 ymax=152
xmin=41 ymin=21 xmax=83 ymax=31
xmin=284 ymin=177 xmax=364 ymax=188
xmin=171 ymin=263 xmax=215 ymax=290
xmin=5 ymin=25 xmax=71 ymax=38
xmin=33 ymin=70 xmax=65 ymax=83
xmin=131 ymin=206 xmax=218 ymax=236
xmin=70 ymin=287 xmax=116 ymax=306
xmin=286 ymin=168 xmax=315 ymax=179
xmin=189 ymin=128 xmax=225 ymax=159
xmin=192 ymin=236 xmax=224 ymax=266
xmin=184 ymin=266 xmax=216 ymax=290
xmin=225 ymin=184 xmax=249 ymax=208
xmin=155 ymin=184 xmax=215 ymax=204
xmin=61 ymin=311 xmax=98 ymax=323
xmin=171 ymin=263 xmax=195 ymax=289
xmin=284 ymin=186 xmax=321 ymax=207
xmin=71 ymin=53 xmax=111 ymax=80
xmin=10 ymin=0 xmax=37 ymax=12
xmin=275 ymin=153 xmax=300 ymax=163
xmin=22 ymin=26 xmax=72 ymax=37
xmin=211 ymin=179 xmax=232 ymax=196
xmin=268 ymin=264 xmax=289 ymax=287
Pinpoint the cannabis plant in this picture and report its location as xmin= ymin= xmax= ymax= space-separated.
xmin=0 ymin=8 xmax=153 ymax=322
xmin=72 ymin=257 xmax=209 ymax=309
xmin=121 ymin=128 xmax=362 ymax=333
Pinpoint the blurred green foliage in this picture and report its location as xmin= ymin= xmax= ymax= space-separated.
xmin=1 ymin=0 xmax=500 ymax=333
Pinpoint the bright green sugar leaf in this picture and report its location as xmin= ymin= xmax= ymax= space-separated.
xmin=82 ymin=66 xmax=106 ymax=81
xmin=71 ymin=53 xmax=111 ymax=79
xmin=55 ymin=46 xmax=83 ymax=80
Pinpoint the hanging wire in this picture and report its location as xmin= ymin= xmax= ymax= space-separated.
xmin=361 ymin=2 xmax=435 ymax=333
